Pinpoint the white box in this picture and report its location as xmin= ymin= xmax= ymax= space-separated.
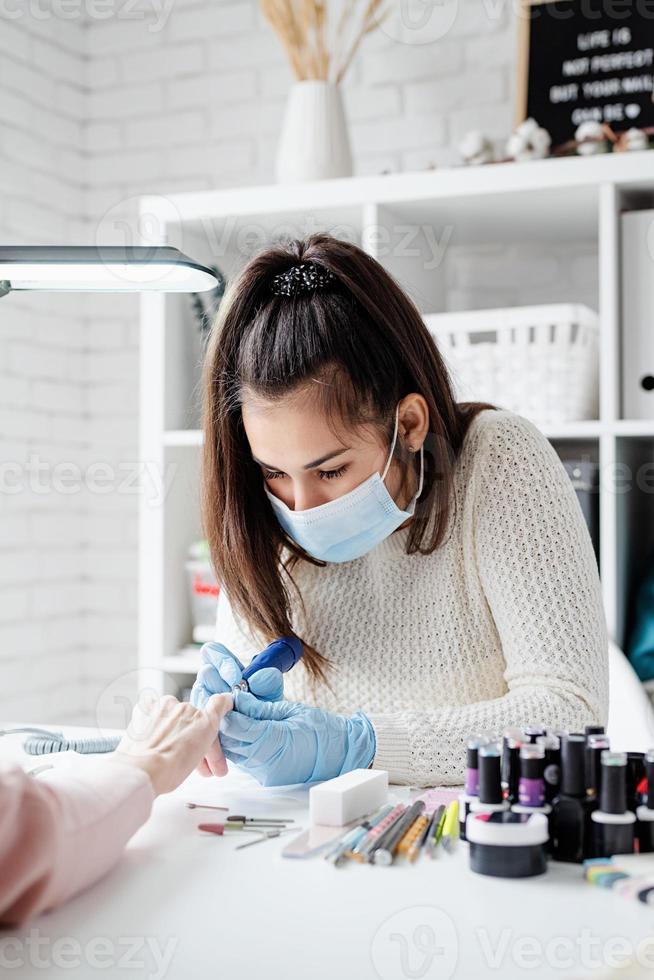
xmin=309 ymin=769 xmax=388 ymax=827
xmin=621 ymin=209 xmax=654 ymax=420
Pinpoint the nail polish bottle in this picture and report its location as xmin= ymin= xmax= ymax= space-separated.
xmin=551 ymin=734 xmax=594 ymax=863
xmin=512 ymin=744 xmax=552 ymax=810
xmin=590 ymin=751 xmax=635 ymax=858
xmin=636 ymin=749 xmax=654 ymax=853
xmin=626 ymin=752 xmax=646 ymax=812
xmin=536 ymin=734 xmax=561 ymax=806
xmin=470 ymin=742 xmax=510 ymax=819
xmin=524 ymin=726 xmax=546 ymax=744
xmin=501 ymin=727 xmax=523 ymax=805
xmin=586 ymin=734 xmax=610 ymax=808
xmin=459 ymin=735 xmax=488 ymax=842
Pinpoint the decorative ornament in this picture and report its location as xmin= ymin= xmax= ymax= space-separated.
xmin=458 ymin=130 xmax=494 ymax=166
xmin=506 ymin=118 xmax=552 ymax=162
xmin=574 ymin=121 xmax=611 ymax=155
xmin=614 ymin=127 xmax=650 ymax=152
xmin=271 ymin=262 xmax=335 ymax=297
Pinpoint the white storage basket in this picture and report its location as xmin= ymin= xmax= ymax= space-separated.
xmin=424 ymin=303 xmax=599 ymax=425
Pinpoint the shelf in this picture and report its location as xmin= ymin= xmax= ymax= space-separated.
xmin=541 ymin=421 xmax=602 ymax=440
xmin=165 ymin=422 xmax=603 ymax=445
xmin=141 ymin=152 xmax=654 ymax=225
xmin=613 ymin=420 xmax=654 ymax=438
xmin=163 ymin=422 xmax=654 ymax=446
xmin=164 ymin=429 xmax=203 ymax=447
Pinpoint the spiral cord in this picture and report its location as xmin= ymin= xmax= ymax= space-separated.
xmin=1 ymin=727 xmax=121 ymax=755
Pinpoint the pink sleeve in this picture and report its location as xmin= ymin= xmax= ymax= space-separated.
xmin=0 ymin=757 xmax=155 ymax=926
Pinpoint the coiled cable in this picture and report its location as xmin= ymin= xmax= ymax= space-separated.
xmin=0 ymin=727 xmax=120 ymax=755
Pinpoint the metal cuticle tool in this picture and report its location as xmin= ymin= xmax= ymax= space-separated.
xmin=197 ymin=823 xmax=297 ymax=848
xmin=226 ymin=816 xmax=293 ymax=825
xmin=235 ymin=829 xmax=297 ymax=850
xmin=186 ymin=802 xmax=229 ymax=811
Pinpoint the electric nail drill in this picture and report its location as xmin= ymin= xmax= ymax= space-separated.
xmin=232 ymin=635 xmax=304 ymax=693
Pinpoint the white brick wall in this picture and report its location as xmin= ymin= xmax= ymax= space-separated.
xmin=0 ymin=10 xmax=91 ymax=724
xmin=0 ymin=0 xmax=598 ymax=725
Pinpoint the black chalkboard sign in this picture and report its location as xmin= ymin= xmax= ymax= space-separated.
xmin=516 ymin=0 xmax=654 ymax=147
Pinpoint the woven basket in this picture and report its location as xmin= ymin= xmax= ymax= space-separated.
xmin=424 ymin=303 xmax=599 ymax=425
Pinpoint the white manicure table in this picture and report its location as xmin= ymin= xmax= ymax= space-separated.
xmin=2 ymin=728 xmax=653 ymax=980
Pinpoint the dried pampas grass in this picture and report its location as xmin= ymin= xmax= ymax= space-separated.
xmin=260 ymin=0 xmax=389 ymax=83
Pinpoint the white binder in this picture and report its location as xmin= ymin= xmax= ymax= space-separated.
xmin=622 ymin=209 xmax=654 ymax=420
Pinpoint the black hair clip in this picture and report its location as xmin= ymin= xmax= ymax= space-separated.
xmin=271 ymin=262 xmax=335 ymax=297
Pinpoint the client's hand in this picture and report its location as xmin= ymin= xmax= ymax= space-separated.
xmin=189 ymin=641 xmax=284 ymax=777
xmin=219 ymin=692 xmax=376 ymax=787
xmin=109 ymin=692 xmax=233 ymax=795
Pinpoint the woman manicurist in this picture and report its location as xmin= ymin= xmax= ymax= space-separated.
xmin=191 ymin=233 xmax=609 ymax=787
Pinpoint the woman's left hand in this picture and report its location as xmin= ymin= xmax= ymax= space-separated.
xmin=219 ymin=692 xmax=376 ymax=787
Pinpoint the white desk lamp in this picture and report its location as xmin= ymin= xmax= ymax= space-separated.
xmin=0 ymin=245 xmax=218 ymax=296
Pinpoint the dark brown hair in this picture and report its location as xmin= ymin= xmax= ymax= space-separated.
xmin=201 ymin=233 xmax=495 ymax=682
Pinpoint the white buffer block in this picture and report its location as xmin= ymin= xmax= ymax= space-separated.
xmin=309 ymin=769 xmax=389 ymax=827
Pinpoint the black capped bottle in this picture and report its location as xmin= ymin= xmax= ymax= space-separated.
xmin=501 ymin=727 xmax=523 ymax=805
xmin=636 ymin=749 xmax=654 ymax=853
xmin=512 ymin=744 xmax=551 ymax=815
xmin=524 ymin=726 xmax=546 ymax=744
xmin=470 ymin=742 xmax=509 ymax=817
xmin=459 ymin=734 xmax=488 ymax=842
xmin=536 ymin=733 xmax=561 ymax=805
xmin=626 ymin=752 xmax=646 ymax=812
xmin=586 ymin=733 xmax=610 ymax=804
xmin=550 ymin=734 xmax=594 ymax=862
xmin=590 ymin=751 xmax=635 ymax=858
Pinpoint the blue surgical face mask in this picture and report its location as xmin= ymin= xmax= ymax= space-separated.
xmin=263 ymin=403 xmax=425 ymax=563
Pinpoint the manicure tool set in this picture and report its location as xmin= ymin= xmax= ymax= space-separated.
xmin=189 ymin=802 xmax=297 ymax=849
xmin=313 ymin=798 xmax=461 ymax=867
xmin=278 ymin=722 xmax=654 ymax=892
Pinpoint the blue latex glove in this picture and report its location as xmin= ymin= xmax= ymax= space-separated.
xmin=190 ymin=642 xmax=283 ymax=708
xmin=219 ymin=691 xmax=376 ymax=787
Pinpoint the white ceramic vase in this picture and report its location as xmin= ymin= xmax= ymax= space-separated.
xmin=275 ymin=80 xmax=353 ymax=183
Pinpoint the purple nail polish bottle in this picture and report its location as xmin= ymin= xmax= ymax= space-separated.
xmin=459 ymin=734 xmax=489 ymax=842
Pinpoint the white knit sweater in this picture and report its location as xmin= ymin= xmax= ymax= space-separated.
xmin=214 ymin=408 xmax=609 ymax=787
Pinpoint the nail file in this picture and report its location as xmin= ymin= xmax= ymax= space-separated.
xmin=309 ymin=768 xmax=389 ymax=827
xmin=282 ymin=823 xmax=358 ymax=859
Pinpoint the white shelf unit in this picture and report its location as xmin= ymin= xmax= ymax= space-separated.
xmin=139 ymin=152 xmax=654 ymax=693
